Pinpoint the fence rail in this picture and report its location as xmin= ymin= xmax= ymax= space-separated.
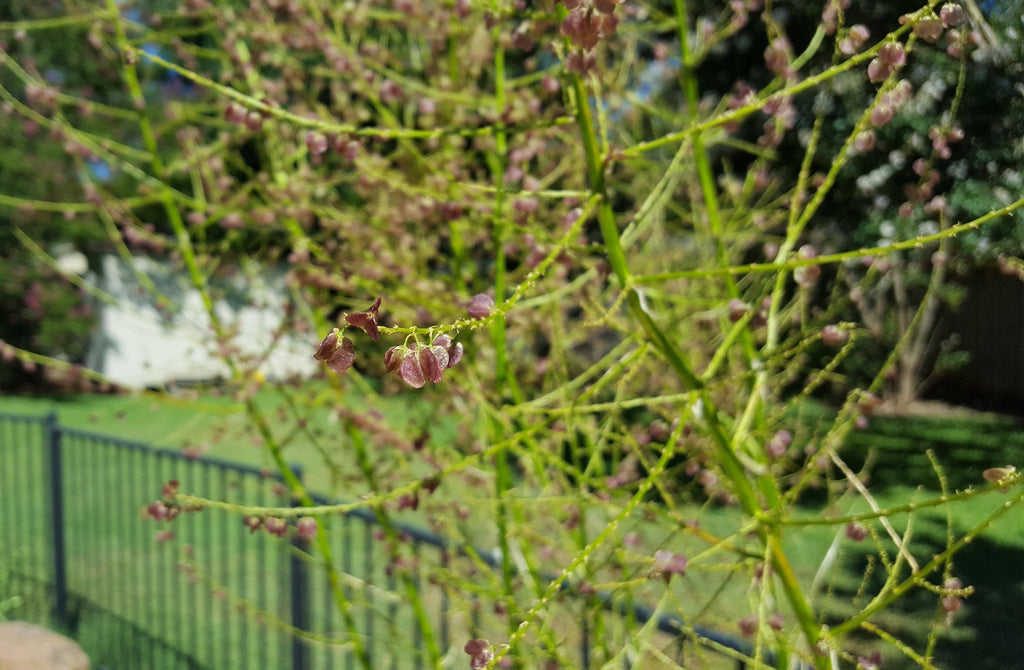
xmin=0 ymin=410 xmax=774 ymax=669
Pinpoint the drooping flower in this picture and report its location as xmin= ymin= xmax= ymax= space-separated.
xmin=399 ymin=349 xmax=426 ymax=388
xmin=418 ymin=345 xmax=449 ymax=384
xmin=384 ymin=336 xmax=463 ymax=388
xmin=313 ymin=328 xmax=356 ymax=373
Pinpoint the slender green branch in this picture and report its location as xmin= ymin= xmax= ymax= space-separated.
xmin=632 ymin=194 xmax=1024 ymax=283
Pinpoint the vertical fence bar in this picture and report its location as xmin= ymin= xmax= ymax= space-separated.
xmin=289 ymin=464 xmax=309 ymax=670
xmin=44 ymin=411 xmax=69 ymax=631
xmin=440 ymin=549 xmax=450 ymax=658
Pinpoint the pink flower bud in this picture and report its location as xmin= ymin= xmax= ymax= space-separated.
xmin=147 ymin=501 xmax=169 ymax=521
xmin=857 ymin=650 xmax=883 ymax=670
xmin=344 ymin=296 xmax=382 ymax=342
xmin=867 ymin=59 xmax=890 ymax=83
xmin=983 ymin=465 xmax=1016 ymax=483
xmin=878 ymin=42 xmax=906 ymax=66
xmin=225 ymin=103 xmax=245 ymax=124
xmin=940 ymin=4 xmax=965 ymax=27
xmin=296 ymin=517 xmax=317 ymax=539
xmin=652 ymin=549 xmax=688 ymax=580
xmin=314 ymin=330 xmax=356 ymax=373
xmin=766 ymin=430 xmax=792 ymax=458
xmin=384 ymin=346 xmax=403 ymax=373
xmin=265 ymin=517 xmax=287 ymax=537
xmin=244 ymin=111 xmax=263 ymax=132
xmin=914 ymin=17 xmax=944 ymax=42
xmin=822 ymin=325 xmax=849 ymax=347
xmin=466 ymin=293 xmax=494 ymax=319
xmin=854 ymin=130 xmax=876 ymax=152
xmin=464 ymin=639 xmax=493 ymax=669
xmin=305 ymin=131 xmax=328 ymax=155
xmin=846 ymin=522 xmax=868 ymax=542
xmin=870 ymin=104 xmax=894 ymax=127
xmin=727 ymin=298 xmax=749 ymax=322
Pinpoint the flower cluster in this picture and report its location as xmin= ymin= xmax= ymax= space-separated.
xmin=867 ymin=42 xmax=906 ymax=84
xmin=558 ymin=0 xmax=623 ymax=73
xmin=144 ymin=480 xmax=201 ymax=524
xmin=241 ymin=514 xmax=316 ymax=540
xmin=313 ymin=296 xmax=465 ymax=388
xmin=839 ymin=25 xmax=870 ymax=56
xmin=869 ymin=80 xmax=913 ymax=128
xmin=313 ymin=329 xmax=356 ymax=373
xmin=385 ymin=335 xmax=464 ymax=389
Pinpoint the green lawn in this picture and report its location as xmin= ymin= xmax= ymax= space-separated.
xmin=0 ymin=386 xmax=468 ymax=669
xmin=2 ymin=391 xmax=1023 ymax=669
xmin=0 ymin=382 xmax=459 ymax=496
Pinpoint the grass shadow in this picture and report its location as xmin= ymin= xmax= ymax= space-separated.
xmin=821 ymin=512 xmax=1024 ymax=670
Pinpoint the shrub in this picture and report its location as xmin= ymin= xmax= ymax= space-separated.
xmin=2 ymin=0 xmax=1023 ymax=668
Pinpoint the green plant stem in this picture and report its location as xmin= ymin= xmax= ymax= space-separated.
xmin=486 ymin=420 xmax=688 ymax=669
xmin=246 ymin=402 xmax=374 ymax=669
xmin=632 ymin=193 xmax=1024 ymax=283
xmin=344 ymin=420 xmax=444 ymax=667
xmin=568 ymin=3 xmax=826 ymax=660
xmin=485 ymin=28 xmax=521 ymax=647
xmin=623 ymin=22 xmax=913 ymax=157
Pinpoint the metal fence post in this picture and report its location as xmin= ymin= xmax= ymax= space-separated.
xmin=44 ymin=411 xmax=69 ymax=631
xmin=289 ymin=464 xmax=309 ymax=670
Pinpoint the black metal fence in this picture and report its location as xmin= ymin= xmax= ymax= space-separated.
xmin=0 ymin=411 xmax=769 ymax=669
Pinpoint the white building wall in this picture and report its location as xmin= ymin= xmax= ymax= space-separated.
xmin=86 ymin=255 xmax=318 ymax=388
